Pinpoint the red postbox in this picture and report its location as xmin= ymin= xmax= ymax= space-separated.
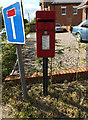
xmin=36 ymin=11 xmax=56 ymax=58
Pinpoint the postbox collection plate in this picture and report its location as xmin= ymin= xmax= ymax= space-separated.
xmin=42 ymin=35 xmax=50 ymax=50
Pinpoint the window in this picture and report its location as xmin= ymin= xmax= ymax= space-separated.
xmin=61 ymin=7 xmax=66 ymax=15
xmin=73 ymin=6 xmax=78 ymax=15
xmin=81 ymin=22 xmax=88 ymax=28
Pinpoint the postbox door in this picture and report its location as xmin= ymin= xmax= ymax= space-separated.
xmin=36 ymin=30 xmax=55 ymax=58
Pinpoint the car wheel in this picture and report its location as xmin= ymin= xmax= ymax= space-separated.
xmin=76 ymin=33 xmax=82 ymax=42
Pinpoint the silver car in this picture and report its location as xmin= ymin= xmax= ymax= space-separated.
xmin=72 ymin=20 xmax=88 ymax=42
xmin=55 ymin=24 xmax=63 ymax=32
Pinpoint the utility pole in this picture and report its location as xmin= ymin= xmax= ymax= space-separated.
xmin=28 ymin=12 xmax=30 ymax=23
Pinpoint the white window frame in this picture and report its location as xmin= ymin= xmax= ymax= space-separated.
xmin=61 ymin=7 xmax=66 ymax=15
xmin=73 ymin=6 xmax=78 ymax=15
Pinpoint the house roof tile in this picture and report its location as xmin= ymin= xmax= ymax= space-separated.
xmin=78 ymin=0 xmax=88 ymax=9
xmin=51 ymin=0 xmax=83 ymax=4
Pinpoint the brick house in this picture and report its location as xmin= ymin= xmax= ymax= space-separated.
xmin=78 ymin=0 xmax=88 ymax=21
xmin=40 ymin=0 xmax=83 ymax=29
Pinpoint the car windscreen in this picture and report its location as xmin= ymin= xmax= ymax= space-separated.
xmin=79 ymin=20 xmax=88 ymax=27
xmin=81 ymin=21 xmax=88 ymax=27
xmin=56 ymin=24 xmax=61 ymax=27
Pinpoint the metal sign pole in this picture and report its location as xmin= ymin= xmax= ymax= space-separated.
xmin=43 ymin=58 xmax=48 ymax=95
xmin=16 ymin=44 xmax=28 ymax=100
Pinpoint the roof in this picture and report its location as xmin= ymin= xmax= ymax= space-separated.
xmin=51 ymin=0 xmax=83 ymax=5
xmin=78 ymin=0 xmax=88 ymax=9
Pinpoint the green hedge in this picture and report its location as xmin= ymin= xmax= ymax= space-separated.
xmin=25 ymin=27 xmax=30 ymax=36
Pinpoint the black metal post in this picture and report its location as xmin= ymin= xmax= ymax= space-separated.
xmin=43 ymin=58 xmax=48 ymax=95
xmin=16 ymin=44 xmax=28 ymax=101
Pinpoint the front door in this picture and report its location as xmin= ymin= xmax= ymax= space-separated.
xmin=86 ymin=8 xmax=88 ymax=19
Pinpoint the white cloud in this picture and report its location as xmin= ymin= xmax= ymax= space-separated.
xmin=0 ymin=0 xmax=20 ymax=7
xmin=23 ymin=4 xmax=40 ymax=10
xmin=0 ymin=0 xmax=41 ymax=21
xmin=23 ymin=4 xmax=41 ymax=21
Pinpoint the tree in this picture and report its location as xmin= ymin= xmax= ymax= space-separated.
xmin=24 ymin=19 xmax=28 ymax=26
xmin=0 ymin=7 xmax=4 ymax=28
xmin=30 ymin=18 xmax=35 ymax=24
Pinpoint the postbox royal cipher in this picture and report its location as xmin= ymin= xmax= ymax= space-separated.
xmin=36 ymin=11 xmax=56 ymax=58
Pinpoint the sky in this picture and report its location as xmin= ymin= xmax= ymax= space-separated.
xmin=0 ymin=0 xmax=41 ymax=21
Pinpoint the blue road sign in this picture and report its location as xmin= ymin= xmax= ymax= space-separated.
xmin=3 ymin=2 xmax=25 ymax=44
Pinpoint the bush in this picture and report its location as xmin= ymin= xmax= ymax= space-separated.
xmin=1 ymin=33 xmax=7 ymax=41
xmin=25 ymin=27 xmax=30 ymax=36
xmin=30 ymin=18 xmax=35 ymax=24
xmin=70 ymin=24 xmax=73 ymax=33
xmin=2 ymin=44 xmax=17 ymax=81
xmin=24 ymin=18 xmax=36 ymax=35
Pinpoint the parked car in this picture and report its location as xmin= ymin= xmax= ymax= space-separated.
xmin=0 ymin=28 xmax=6 ymax=35
xmin=55 ymin=24 xmax=63 ymax=32
xmin=72 ymin=20 xmax=88 ymax=42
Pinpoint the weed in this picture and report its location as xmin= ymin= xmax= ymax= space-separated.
xmin=55 ymin=49 xmax=64 ymax=54
xmin=14 ymin=113 xmax=20 ymax=118
xmin=74 ymin=109 xmax=80 ymax=118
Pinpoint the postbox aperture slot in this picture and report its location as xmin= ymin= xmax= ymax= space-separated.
xmin=37 ymin=19 xmax=54 ymax=22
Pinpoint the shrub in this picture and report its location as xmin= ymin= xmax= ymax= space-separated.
xmin=25 ymin=27 xmax=30 ymax=36
xmin=2 ymin=44 xmax=17 ymax=81
xmin=70 ymin=24 xmax=73 ymax=33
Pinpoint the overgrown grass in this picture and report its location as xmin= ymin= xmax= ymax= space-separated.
xmin=2 ymin=79 xmax=88 ymax=119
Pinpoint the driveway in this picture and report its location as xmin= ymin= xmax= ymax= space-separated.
xmin=54 ymin=32 xmax=86 ymax=70
xmin=15 ymin=32 xmax=87 ymax=74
